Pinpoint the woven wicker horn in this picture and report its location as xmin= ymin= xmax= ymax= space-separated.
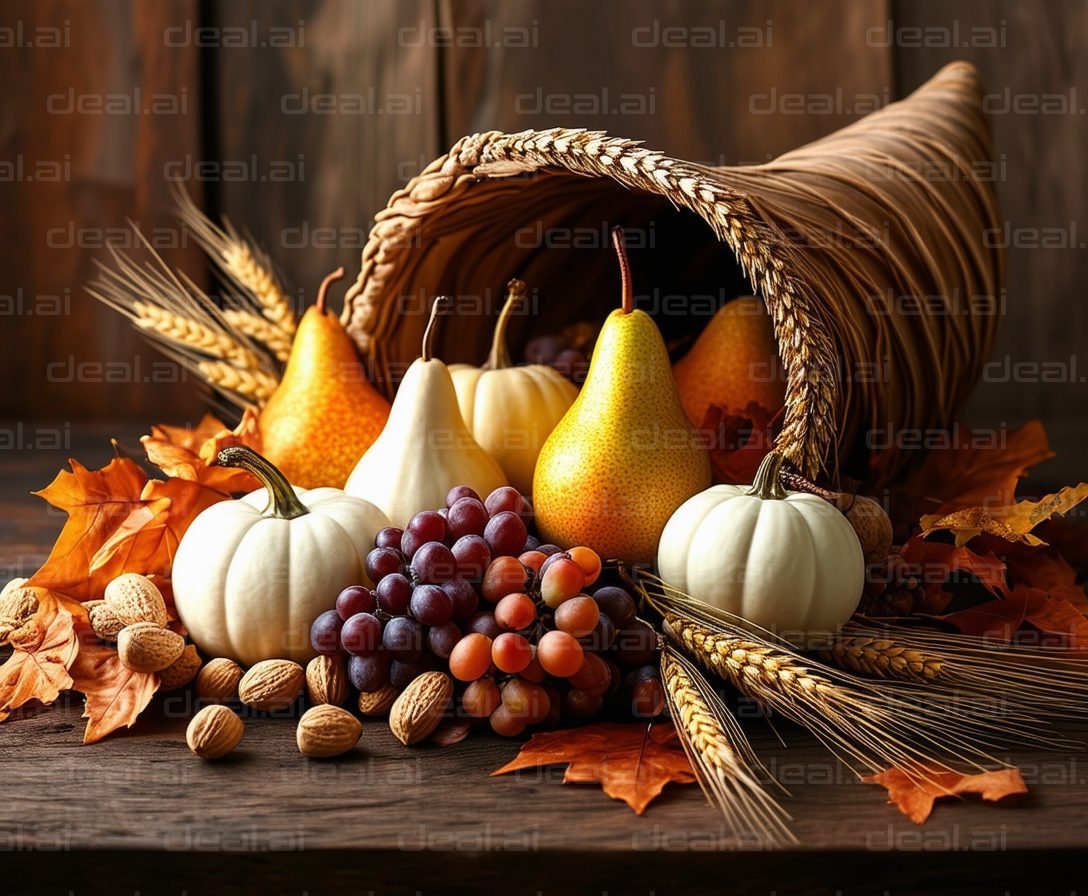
xmin=343 ymin=61 xmax=1003 ymax=483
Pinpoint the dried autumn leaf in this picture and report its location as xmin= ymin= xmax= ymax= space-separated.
xmin=68 ymin=618 xmax=159 ymax=744
xmin=0 ymin=589 xmax=81 ymax=721
xmin=864 ymin=766 xmax=1028 ymax=824
xmin=699 ymin=402 xmax=781 ymax=486
xmin=921 ymin=483 xmax=1088 ymax=547
xmin=940 ymin=584 xmax=1088 ymax=648
xmin=899 ymin=536 xmax=1007 ymax=614
xmin=492 ymin=722 xmax=696 ymax=815
xmin=992 ymin=537 xmax=1088 ymax=613
xmin=28 ymin=457 xmax=149 ymax=602
xmin=141 ymin=408 xmax=261 ymax=496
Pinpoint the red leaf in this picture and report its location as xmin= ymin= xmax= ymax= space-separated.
xmin=699 ymin=402 xmax=781 ymax=485
xmin=492 ymin=722 xmax=696 ymax=814
xmin=941 ymin=584 xmax=1088 ymax=648
xmin=0 ymin=589 xmax=81 ymax=719
xmin=898 ymin=537 xmax=1007 ymax=614
xmin=864 ymin=766 xmax=1028 ymax=824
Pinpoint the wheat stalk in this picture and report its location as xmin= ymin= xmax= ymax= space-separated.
xmin=173 ymin=185 xmax=296 ymax=336
xmin=223 ymin=309 xmax=293 ymax=362
xmin=198 ymin=361 xmax=278 ymax=402
xmin=134 ymin=302 xmax=259 ymax=367
xmin=661 ymin=644 xmax=796 ymax=846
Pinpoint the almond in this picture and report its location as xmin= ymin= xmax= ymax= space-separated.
xmin=87 ymin=601 xmax=125 ymax=641
xmin=296 ymin=705 xmax=363 ymax=757
xmin=305 ymin=655 xmax=348 ymax=707
xmin=389 ymin=671 xmax=453 ymax=746
xmin=186 ymin=704 xmax=244 ymax=759
xmin=357 ymin=685 xmax=399 ymax=717
xmin=238 ymin=659 xmax=305 ymax=711
xmin=105 ymin=573 xmax=168 ymax=627
xmin=158 ymin=644 xmax=202 ymax=690
xmin=196 ymin=658 xmax=244 ymax=703
xmin=0 ymin=583 xmax=39 ymax=645
xmin=117 ymin=622 xmax=186 ymax=673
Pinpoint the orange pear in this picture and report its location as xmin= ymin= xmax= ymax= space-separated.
xmin=258 ymin=268 xmax=390 ymax=488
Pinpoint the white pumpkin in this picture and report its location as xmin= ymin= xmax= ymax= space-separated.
xmin=172 ymin=446 xmax=390 ymax=667
xmin=656 ymin=452 xmax=863 ymax=644
xmin=449 ymin=279 xmax=578 ymax=494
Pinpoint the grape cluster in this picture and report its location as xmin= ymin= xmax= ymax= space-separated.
xmin=312 ymin=484 xmax=663 ymax=739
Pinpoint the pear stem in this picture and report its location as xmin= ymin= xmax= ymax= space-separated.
xmin=421 ymin=296 xmax=451 ymax=362
xmin=484 ymin=279 xmax=526 ymax=370
xmin=610 ymin=225 xmax=633 ymax=315
xmin=316 ymin=267 xmax=345 ymax=314
xmin=217 ymin=445 xmax=310 ymax=520
xmin=747 ymin=450 xmax=789 ymax=500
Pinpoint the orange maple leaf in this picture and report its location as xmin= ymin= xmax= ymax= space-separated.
xmin=141 ymin=407 xmax=261 ymax=496
xmin=492 ymin=722 xmax=696 ymax=814
xmin=28 ymin=457 xmax=149 ymax=602
xmin=864 ymin=766 xmax=1028 ymax=824
xmin=0 ymin=589 xmax=81 ymax=720
xmin=940 ymin=584 xmax=1088 ymax=649
xmin=899 ymin=537 xmax=1007 ymax=614
xmin=68 ymin=618 xmax=160 ymax=744
xmin=921 ymin=484 xmax=1088 ymax=547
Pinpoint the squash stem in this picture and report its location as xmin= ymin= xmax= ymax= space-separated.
xmin=421 ymin=295 xmax=451 ymax=362
xmin=748 ymin=451 xmax=789 ymax=500
xmin=217 ymin=445 xmax=310 ymax=519
xmin=610 ymin=226 xmax=634 ymax=315
xmin=315 ymin=267 xmax=345 ymax=314
xmin=484 ymin=279 xmax=526 ymax=370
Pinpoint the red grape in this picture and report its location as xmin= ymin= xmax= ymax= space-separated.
xmin=491 ymin=632 xmax=532 ymax=674
xmin=521 ymin=654 xmax=547 ymax=683
xmin=449 ymin=633 xmax=493 ymax=681
xmin=536 ymin=544 xmax=564 ymax=557
xmin=336 ymin=585 xmax=375 ymax=620
xmin=340 ymin=612 xmax=382 ymax=656
xmin=349 ymin=652 xmax=390 ymax=691
xmin=451 ymin=535 xmax=491 ymax=582
xmin=485 ymin=486 xmax=523 ymax=517
xmin=568 ymin=652 xmax=610 ymax=696
xmin=375 ymin=526 xmax=404 ymax=550
xmin=410 ymin=541 xmax=457 ymax=584
xmin=490 ymin=703 xmax=525 ymax=737
xmin=632 ymin=677 xmax=665 ymax=717
xmin=494 ymin=593 xmax=537 ymax=631
xmin=382 ymin=616 xmax=423 ymax=661
xmin=592 ymin=587 xmax=636 ymax=627
xmin=375 ymin=573 xmax=411 ymax=616
xmin=443 ymin=579 xmax=479 ymax=623
xmin=310 ymin=609 xmax=343 ymax=656
xmin=540 ymin=557 xmax=584 ymax=608
xmin=447 ymin=497 xmax=489 ymax=539
xmin=408 ymin=510 xmax=447 ymax=543
xmin=613 ymin=619 xmax=657 ymax=665
xmin=446 ymin=485 xmax=481 ymax=508
xmin=517 ymin=550 xmax=547 ymax=575
xmin=481 ymin=556 xmax=530 ymax=602
xmin=577 ymin=613 xmax=616 ymax=652
xmin=466 ymin=611 xmax=501 ymax=640
xmin=502 ymin=679 xmax=550 ymax=724
xmin=567 ymin=547 xmax=602 ymax=586
xmin=484 ymin=511 xmax=527 ymax=558
xmin=365 ymin=547 xmax=404 ymax=583
xmin=427 ymin=620 xmax=462 ymax=659
xmin=410 ymin=584 xmax=454 ymax=625
xmin=564 ymin=688 xmax=603 ymax=719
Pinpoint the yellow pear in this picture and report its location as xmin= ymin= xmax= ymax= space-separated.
xmin=258 ymin=268 xmax=390 ymax=489
xmin=532 ymin=229 xmax=711 ymax=565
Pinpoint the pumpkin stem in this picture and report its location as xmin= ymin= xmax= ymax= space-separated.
xmin=748 ymin=451 xmax=789 ymax=500
xmin=421 ymin=295 xmax=451 ymax=363
xmin=217 ymin=445 xmax=310 ymax=520
xmin=316 ymin=267 xmax=345 ymax=314
xmin=483 ymin=279 xmax=526 ymax=370
xmin=610 ymin=226 xmax=634 ymax=315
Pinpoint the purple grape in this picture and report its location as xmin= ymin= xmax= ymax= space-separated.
xmin=383 ymin=616 xmax=423 ymax=661
xmin=525 ymin=335 xmax=564 ymax=366
xmin=340 ymin=612 xmax=382 ymax=656
xmin=410 ymin=541 xmax=457 ymax=584
xmin=577 ymin=612 xmax=616 ymax=652
xmin=537 ymin=544 xmax=564 ymax=557
xmin=310 ymin=609 xmax=344 ymax=656
xmin=446 ymin=485 xmax=481 ymax=507
xmin=349 ymin=651 xmax=391 ymax=691
xmin=336 ymin=585 xmax=375 ymax=620
xmin=523 ymin=534 xmax=542 ymax=552
xmin=410 ymin=584 xmax=454 ymax=625
xmin=613 ymin=619 xmax=657 ymax=665
xmin=375 ymin=573 xmax=411 ymax=616
xmin=593 ymin=587 xmax=636 ymax=628
xmin=539 ymin=550 xmax=572 ymax=579
xmin=390 ymin=659 xmax=426 ymax=689
xmin=366 ymin=547 xmax=404 ymax=583
xmin=443 ymin=579 xmax=478 ymax=623
xmin=408 ymin=510 xmax=446 ymax=543
xmin=485 ymin=486 xmax=523 ymax=517
xmin=484 ymin=511 xmax=527 ymax=558
xmin=447 ymin=497 xmax=489 ymax=539
xmin=466 ymin=611 xmax=501 ymax=640
xmin=451 ymin=535 xmax=491 ymax=581
xmin=554 ymin=348 xmax=588 ymax=384
xmin=427 ymin=621 xmax=462 ymax=659
xmin=375 ymin=526 xmax=404 ymax=550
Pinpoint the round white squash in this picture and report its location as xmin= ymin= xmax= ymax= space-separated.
xmin=656 ymin=452 xmax=864 ymax=645
xmin=172 ymin=446 xmax=390 ymax=667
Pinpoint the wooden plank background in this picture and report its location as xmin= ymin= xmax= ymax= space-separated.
xmin=0 ymin=0 xmax=1083 ymax=482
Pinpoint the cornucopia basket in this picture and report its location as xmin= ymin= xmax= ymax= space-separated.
xmin=343 ymin=60 xmax=1003 ymax=486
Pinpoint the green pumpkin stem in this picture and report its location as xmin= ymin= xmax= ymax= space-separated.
xmin=484 ymin=279 xmax=527 ymax=371
xmin=421 ymin=295 xmax=452 ymax=363
xmin=748 ymin=450 xmax=789 ymax=500
xmin=217 ymin=445 xmax=309 ymax=520
xmin=610 ymin=226 xmax=634 ymax=315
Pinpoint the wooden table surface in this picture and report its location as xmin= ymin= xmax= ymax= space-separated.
xmin=2 ymin=423 xmax=1086 ymax=896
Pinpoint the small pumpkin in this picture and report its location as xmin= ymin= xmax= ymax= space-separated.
xmin=172 ymin=446 xmax=390 ymax=666
xmin=656 ymin=451 xmax=863 ymax=644
xmin=449 ymin=279 xmax=578 ymax=494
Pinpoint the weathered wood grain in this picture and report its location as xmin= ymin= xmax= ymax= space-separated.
xmin=211 ymin=0 xmax=439 ymax=315
xmin=0 ymin=0 xmax=206 ymax=422
xmin=893 ymin=0 xmax=1088 ymax=487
